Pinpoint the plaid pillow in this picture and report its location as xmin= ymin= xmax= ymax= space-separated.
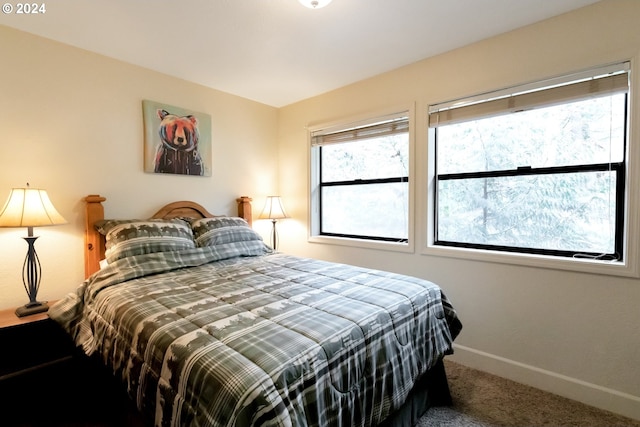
xmin=191 ymin=217 xmax=263 ymax=248
xmin=97 ymin=219 xmax=196 ymax=263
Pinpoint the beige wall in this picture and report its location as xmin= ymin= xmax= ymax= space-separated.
xmin=0 ymin=25 xmax=278 ymax=309
xmin=278 ymin=0 xmax=640 ymax=420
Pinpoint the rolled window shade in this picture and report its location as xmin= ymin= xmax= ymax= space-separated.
xmin=312 ymin=116 xmax=409 ymax=146
xmin=429 ymin=66 xmax=629 ymax=128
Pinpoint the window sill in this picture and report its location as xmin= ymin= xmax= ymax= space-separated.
xmin=309 ymin=235 xmax=414 ymax=253
xmin=422 ymin=244 xmax=638 ymax=278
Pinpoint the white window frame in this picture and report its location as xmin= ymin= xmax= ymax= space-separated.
xmin=308 ymin=105 xmax=416 ymax=253
xmin=424 ymin=61 xmax=640 ymax=278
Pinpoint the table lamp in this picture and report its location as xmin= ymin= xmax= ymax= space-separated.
xmin=259 ymin=196 xmax=289 ymax=251
xmin=0 ymin=184 xmax=67 ymax=317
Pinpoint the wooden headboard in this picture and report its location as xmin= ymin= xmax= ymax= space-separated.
xmin=83 ymin=194 xmax=253 ymax=279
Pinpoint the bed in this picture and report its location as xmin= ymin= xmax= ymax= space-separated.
xmin=49 ymin=194 xmax=462 ymax=427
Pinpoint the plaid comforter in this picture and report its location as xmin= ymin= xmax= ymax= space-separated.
xmin=50 ymin=246 xmax=461 ymax=427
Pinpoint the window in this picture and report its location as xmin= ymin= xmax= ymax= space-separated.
xmin=429 ymin=63 xmax=629 ymax=260
xmin=310 ymin=112 xmax=410 ymax=244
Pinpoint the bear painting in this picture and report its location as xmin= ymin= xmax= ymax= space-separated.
xmin=143 ymin=101 xmax=212 ymax=176
xmin=155 ymin=109 xmax=203 ymax=175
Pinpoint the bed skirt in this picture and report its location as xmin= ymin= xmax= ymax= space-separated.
xmin=380 ymin=358 xmax=452 ymax=427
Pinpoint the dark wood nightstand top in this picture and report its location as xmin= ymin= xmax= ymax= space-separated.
xmin=0 ymin=300 xmax=58 ymax=328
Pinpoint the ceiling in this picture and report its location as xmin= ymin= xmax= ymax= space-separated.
xmin=0 ymin=0 xmax=600 ymax=107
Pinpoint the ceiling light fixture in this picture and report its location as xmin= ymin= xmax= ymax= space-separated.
xmin=298 ymin=0 xmax=332 ymax=9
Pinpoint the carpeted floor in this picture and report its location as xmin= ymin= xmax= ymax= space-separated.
xmin=417 ymin=360 xmax=640 ymax=427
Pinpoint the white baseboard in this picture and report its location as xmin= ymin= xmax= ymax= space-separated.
xmin=448 ymin=344 xmax=640 ymax=422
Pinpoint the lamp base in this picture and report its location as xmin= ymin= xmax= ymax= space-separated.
xmin=15 ymin=301 xmax=49 ymax=318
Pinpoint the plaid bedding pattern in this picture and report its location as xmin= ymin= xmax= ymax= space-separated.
xmin=50 ymin=249 xmax=461 ymax=427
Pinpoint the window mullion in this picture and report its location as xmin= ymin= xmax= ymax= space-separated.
xmin=438 ymin=162 xmax=624 ymax=181
xmin=321 ymin=177 xmax=409 ymax=186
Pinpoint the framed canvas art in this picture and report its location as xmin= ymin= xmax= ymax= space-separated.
xmin=143 ymin=100 xmax=212 ymax=176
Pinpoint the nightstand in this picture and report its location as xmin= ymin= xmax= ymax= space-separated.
xmin=0 ymin=301 xmax=74 ymax=382
xmin=0 ymin=302 xmax=79 ymax=424
xmin=0 ymin=303 xmax=148 ymax=426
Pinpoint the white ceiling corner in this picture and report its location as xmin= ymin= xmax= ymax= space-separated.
xmin=0 ymin=0 xmax=601 ymax=107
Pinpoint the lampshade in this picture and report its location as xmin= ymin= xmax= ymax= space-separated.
xmin=259 ymin=196 xmax=289 ymax=220
xmin=0 ymin=187 xmax=67 ymax=230
xmin=298 ymin=0 xmax=332 ymax=9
